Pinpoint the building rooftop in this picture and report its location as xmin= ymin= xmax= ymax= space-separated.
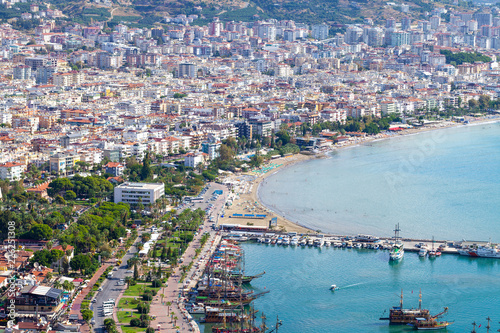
xmin=116 ymin=182 xmax=164 ymax=190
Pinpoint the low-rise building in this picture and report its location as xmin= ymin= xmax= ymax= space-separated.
xmin=114 ymin=182 xmax=165 ymax=205
xmin=0 ymin=162 xmax=23 ymax=181
xmin=184 ymin=152 xmax=205 ymax=168
xmin=49 ymin=152 xmax=80 ymax=175
xmin=105 ymin=162 xmax=125 ymax=176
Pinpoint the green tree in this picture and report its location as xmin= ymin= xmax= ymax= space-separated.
xmin=70 ymin=254 xmax=91 ymax=274
xmin=54 ymin=195 xmax=66 ymax=205
xmin=26 ymin=224 xmax=53 ymax=240
xmin=81 ymin=309 xmax=93 ymax=322
xmin=137 ymin=302 xmax=150 ymax=314
xmin=141 ymin=153 xmax=153 ymax=180
xmin=134 ymin=263 xmax=139 ymax=280
xmin=478 ymin=95 xmax=490 ymax=110
xmin=64 ymin=190 xmax=77 ymax=201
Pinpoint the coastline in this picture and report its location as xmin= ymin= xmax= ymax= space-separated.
xmin=221 ymin=115 xmax=500 ymax=237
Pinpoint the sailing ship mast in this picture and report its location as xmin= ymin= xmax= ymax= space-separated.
xmin=394 ymin=223 xmax=401 ymax=243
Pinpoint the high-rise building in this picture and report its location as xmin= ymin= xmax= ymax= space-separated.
xmin=367 ymin=27 xmax=384 ymax=47
xmin=178 ymin=63 xmax=197 ymax=78
xmin=430 ymin=16 xmax=441 ymax=30
xmin=13 ymin=65 xmax=31 ymax=80
xmin=36 ymin=66 xmax=56 ymax=84
xmin=386 ymin=18 xmax=396 ymax=29
xmin=208 ymin=17 xmax=223 ymax=36
xmin=345 ymin=26 xmax=363 ymax=44
xmin=390 ymin=31 xmax=410 ymax=46
xmin=312 ymin=23 xmax=329 ymax=40
xmin=257 ymin=23 xmax=276 ymax=41
xmin=283 ymin=29 xmax=296 ymax=42
xmin=402 ymin=17 xmax=411 ymax=31
xmin=475 ymin=13 xmax=492 ymax=27
xmin=467 ymin=20 xmax=478 ymax=32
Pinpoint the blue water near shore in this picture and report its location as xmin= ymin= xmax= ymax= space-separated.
xmin=258 ymin=121 xmax=500 ymax=241
xmin=242 ymin=243 xmax=500 ymax=332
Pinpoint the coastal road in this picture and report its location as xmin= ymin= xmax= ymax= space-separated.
xmin=150 ymin=183 xmax=229 ymax=332
xmin=92 ymin=240 xmax=140 ymax=333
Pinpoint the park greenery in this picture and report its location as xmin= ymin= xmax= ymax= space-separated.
xmin=440 ymin=50 xmax=492 ymax=66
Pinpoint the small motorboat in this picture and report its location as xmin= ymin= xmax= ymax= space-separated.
xmin=329 ymin=284 xmax=339 ymax=291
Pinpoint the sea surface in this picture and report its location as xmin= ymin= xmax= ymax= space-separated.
xmin=240 ymin=243 xmax=500 ymax=333
xmin=258 ymin=122 xmax=500 ymax=242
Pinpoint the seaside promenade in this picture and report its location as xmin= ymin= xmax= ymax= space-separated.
xmin=149 ymin=195 xmax=226 ymax=332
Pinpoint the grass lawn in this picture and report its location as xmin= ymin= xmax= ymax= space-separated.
xmin=117 ymin=311 xmax=141 ymax=324
xmin=121 ymin=327 xmax=146 ymax=333
xmin=123 ymin=283 xmax=161 ymax=296
xmin=117 ymin=297 xmax=139 ymax=309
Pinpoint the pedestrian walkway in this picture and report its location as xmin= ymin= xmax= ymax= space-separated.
xmin=70 ymin=263 xmax=109 ymax=333
xmin=149 ymin=228 xmax=221 ymax=332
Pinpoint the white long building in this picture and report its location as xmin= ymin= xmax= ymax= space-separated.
xmin=114 ymin=182 xmax=165 ymax=205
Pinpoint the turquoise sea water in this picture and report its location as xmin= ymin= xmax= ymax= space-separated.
xmin=242 ymin=243 xmax=500 ymax=333
xmin=258 ymin=122 xmax=500 ymax=241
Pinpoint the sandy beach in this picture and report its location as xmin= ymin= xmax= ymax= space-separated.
xmin=219 ymin=116 xmax=500 ymax=235
xmin=219 ymin=153 xmax=318 ymax=234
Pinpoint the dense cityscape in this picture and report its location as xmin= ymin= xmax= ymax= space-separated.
xmin=1 ymin=0 xmax=500 ymax=332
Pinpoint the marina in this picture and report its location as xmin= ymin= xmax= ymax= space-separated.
xmin=220 ymin=229 xmax=500 ymax=260
xmin=186 ymin=230 xmax=500 ymax=333
xmin=234 ymin=241 xmax=500 ymax=333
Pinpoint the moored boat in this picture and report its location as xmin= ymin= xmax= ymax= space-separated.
xmin=389 ymin=224 xmax=404 ymax=261
xmin=380 ymin=290 xmax=449 ymax=327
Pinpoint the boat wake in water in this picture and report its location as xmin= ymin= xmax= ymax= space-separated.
xmin=340 ymin=282 xmax=367 ymax=289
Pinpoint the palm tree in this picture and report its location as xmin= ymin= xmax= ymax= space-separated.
xmin=63 ymin=280 xmax=75 ymax=293
xmin=62 ymin=280 xmax=70 ymax=291
xmin=166 ymin=301 xmax=172 ymax=314
xmin=125 ymin=276 xmax=133 ymax=288
xmin=53 ymin=280 xmax=62 ymax=290
xmin=173 ymin=316 xmax=178 ymax=326
xmin=160 ymin=293 xmax=164 ymax=304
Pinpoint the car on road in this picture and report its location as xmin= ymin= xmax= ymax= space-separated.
xmin=126 ymin=270 xmax=133 ymax=273
xmin=98 ymin=287 xmax=103 ymax=291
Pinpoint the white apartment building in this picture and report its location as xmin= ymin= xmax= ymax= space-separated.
xmin=0 ymin=162 xmax=23 ymax=181
xmin=123 ymin=130 xmax=148 ymax=142
xmin=184 ymin=153 xmax=204 ymax=168
xmin=0 ymin=113 xmax=12 ymax=125
xmin=114 ymin=182 xmax=165 ymax=205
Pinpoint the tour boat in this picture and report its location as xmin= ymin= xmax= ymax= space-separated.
xmin=390 ymin=243 xmax=404 ymax=261
xmin=411 ymin=318 xmax=451 ymax=330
